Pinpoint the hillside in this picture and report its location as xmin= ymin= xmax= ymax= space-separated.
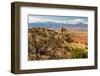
xmin=28 ymin=27 xmax=88 ymax=61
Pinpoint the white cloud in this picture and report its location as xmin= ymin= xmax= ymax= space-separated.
xmin=59 ymin=19 xmax=84 ymax=24
xmin=29 ymin=16 xmax=49 ymax=23
xmin=29 ymin=16 xmax=65 ymax=23
xmin=29 ymin=16 xmax=84 ymax=24
xmin=72 ymin=19 xmax=84 ymax=24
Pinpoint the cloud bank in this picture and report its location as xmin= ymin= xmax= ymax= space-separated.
xmin=29 ymin=15 xmax=87 ymax=24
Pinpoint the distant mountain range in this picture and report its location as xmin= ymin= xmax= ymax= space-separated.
xmin=28 ymin=21 xmax=88 ymax=31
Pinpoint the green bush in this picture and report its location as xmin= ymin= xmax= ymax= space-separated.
xmin=70 ymin=48 xmax=88 ymax=58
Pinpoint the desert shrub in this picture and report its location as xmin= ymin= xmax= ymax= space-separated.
xmin=62 ymin=42 xmax=88 ymax=59
xmin=70 ymin=48 xmax=88 ymax=58
xmin=28 ymin=28 xmax=88 ymax=60
xmin=63 ymin=33 xmax=73 ymax=43
xmin=49 ymin=48 xmax=69 ymax=59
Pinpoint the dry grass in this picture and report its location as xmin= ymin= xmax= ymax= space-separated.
xmin=28 ymin=28 xmax=88 ymax=61
xmin=66 ymin=29 xmax=88 ymax=45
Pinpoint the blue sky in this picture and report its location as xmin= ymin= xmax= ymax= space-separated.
xmin=28 ymin=15 xmax=88 ymax=24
